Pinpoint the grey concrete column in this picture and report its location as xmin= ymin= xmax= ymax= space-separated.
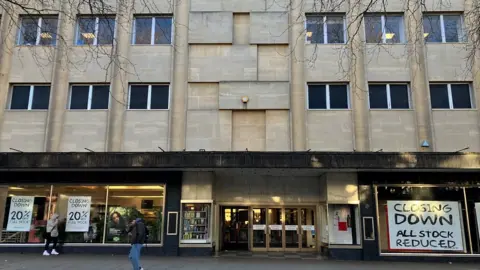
xmin=169 ymin=0 xmax=189 ymax=151
xmin=0 ymin=7 xmax=18 ymax=143
xmin=406 ymin=1 xmax=433 ymax=151
xmin=106 ymin=0 xmax=133 ymax=151
xmin=290 ymin=0 xmax=306 ymax=151
xmin=348 ymin=0 xmax=370 ymax=151
xmin=44 ymin=0 xmax=74 ymax=152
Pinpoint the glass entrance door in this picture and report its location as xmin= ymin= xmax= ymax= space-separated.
xmin=252 ymin=208 xmax=266 ymax=249
xmin=222 ymin=207 xmax=249 ymax=250
xmin=268 ymin=208 xmax=283 ymax=250
xmin=300 ymin=208 xmax=316 ymax=251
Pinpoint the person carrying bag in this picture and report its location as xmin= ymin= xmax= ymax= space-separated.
xmin=43 ymin=213 xmax=60 ymax=256
xmin=126 ymin=218 xmax=149 ymax=270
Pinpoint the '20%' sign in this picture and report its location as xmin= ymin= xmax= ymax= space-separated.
xmin=66 ymin=196 xmax=91 ymax=232
xmin=6 ymin=196 xmax=34 ymax=232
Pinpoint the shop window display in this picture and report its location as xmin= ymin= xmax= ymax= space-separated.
xmin=328 ymin=204 xmax=361 ymax=245
xmin=376 ymin=186 xmax=468 ymax=254
xmin=181 ymin=202 xmax=211 ymax=244
xmin=106 ymin=186 xmax=164 ymax=244
xmin=0 ymin=185 xmax=52 ymax=244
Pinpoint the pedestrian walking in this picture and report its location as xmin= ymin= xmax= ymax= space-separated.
xmin=56 ymin=217 xmax=67 ymax=253
xmin=43 ymin=213 xmax=60 ymax=256
xmin=127 ymin=218 xmax=149 ymax=270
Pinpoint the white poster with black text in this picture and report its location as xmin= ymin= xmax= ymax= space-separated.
xmin=387 ymin=200 xmax=465 ymax=252
xmin=66 ymin=196 xmax=91 ymax=232
xmin=6 ymin=196 xmax=35 ymax=232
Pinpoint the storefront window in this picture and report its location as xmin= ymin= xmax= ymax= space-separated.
xmin=0 ymin=185 xmax=52 ymax=244
xmin=181 ymin=202 xmax=211 ymax=244
xmin=464 ymin=188 xmax=480 ymax=254
xmin=49 ymin=186 xmax=107 ymax=243
xmin=376 ymin=186 xmax=468 ymax=254
xmin=328 ymin=204 xmax=361 ymax=245
xmin=106 ymin=185 xmax=164 ymax=244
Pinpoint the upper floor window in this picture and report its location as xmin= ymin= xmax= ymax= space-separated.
xmin=18 ymin=16 xmax=58 ymax=46
xmin=69 ymin=85 xmax=110 ymax=110
xmin=430 ymin=83 xmax=473 ymax=109
xmin=423 ymin=14 xmax=464 ymax=43
xmin=9 ymin=85 xmax=50 ymax=110
xmin=308 ymin=84 xmax=349 ymax=109
xmin=306 ymin=15 xmax=345 ymax=44
xmin=132 ymin=16 xmax=172 ymax=45
xmin=128 ymin=84 xmax=169 ymax=110
xmin=76 ymin=16 xmax=115 ymax=45
xmin=369 ymin=84 xmax=410 ymax=109
xmin=365 ymin=14 xmax=405 ymax=44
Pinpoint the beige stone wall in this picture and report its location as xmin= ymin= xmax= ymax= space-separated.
xmin=123 ymin=111 xmax=169 ymax=151
xmin=306 ymin=111 xmax=354 ymax=151
xmin=10 ymin=47 xmax=54 ymax=83
xmin=366 ymin=45 xmax=410 ymax=82
xmin=60 ymin=111 xmax=108 ymax=151
xmin=232 ymin=111 xmax=266 ymax=151
xmin=426 ymin=44 xmax=472 ymax=81
xmin=0 ymin=111 xmax=47 ymax=152
xmin=432 ymin=110 xmax=480 ymax=152
xmin=370 ymin=111 xmax=417 ymax=152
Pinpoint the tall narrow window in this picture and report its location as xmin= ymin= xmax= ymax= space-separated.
xmin=430 ymin=83 xmax=473 ymax=109
xmin=423 ymin=14 xmax=464 ymax=43
xmin=129 ymin=85 xmax=169 ymax=109
xmin=76 ymin=17 xmax=116 ymax=45
xmin=9 ymin=85 xmax=51 ymax=110
xmin=308 ymin=84 xmax=349 ymax=109
xmin=365 ymin=14 xmax=405 ymax=43
xmin=132 ymin=16 xmax=172 ymax=45
xmin=69 ymin=85 xmax=110 ymax=110
xmin=306 ymin=15 xmax=346 ymax=44
xmin=368 ymin=84 xmax=410 ymax=109
xmin=18 ymin=16 xmax=58 ymax=45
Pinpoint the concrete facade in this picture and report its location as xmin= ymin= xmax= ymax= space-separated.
xmin=0 ymin=0 xmax=477 ymax=153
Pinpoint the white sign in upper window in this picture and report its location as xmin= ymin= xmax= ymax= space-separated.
xmin=9 ymin=85 xmax=51 ymax=110
xmin=128 ymin=85 xmax=169 ymax=110
xmin=76 ymin=17 xmax=116 ymax=45
xmin=18 ymin=16 xmax=58 ymax=46
xmin=423 ymin=14 xmax=465 ymax=43
xmin=365 ymin=15 xmax=405 ymax=44
xmin=69 ymin=85 xmax=110 ymax=110
xmin=132 ymin=16 xmax=172 ymax=45
xmin=306 ymin=15 xmax=345 ymax=44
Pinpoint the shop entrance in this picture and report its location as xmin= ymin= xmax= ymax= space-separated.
xmin=221 ymin=207 xmax=249 ymax=250
xmin=251 ymin=207 xmax=316 ymax=252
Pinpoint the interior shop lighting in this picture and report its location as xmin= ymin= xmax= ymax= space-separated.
xmin=40 ymin=32 xmax=52 ymax=39
xmin=385 ymin=33 xmax=395 ymax=39
xmin=81 ymin=32 xmax=95 ymax=39
xmin=108 ymin=185 xmax=164 ymax=190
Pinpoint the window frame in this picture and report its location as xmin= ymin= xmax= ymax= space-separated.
xmin=131 ymin=15 xmax=173 ymax=45
xmin=75 ymin=16 xmax=116 ymax=46
xmin=305 ymin=14 xmax=347 ymax=44
xmin=430 ymin=83 xmax=474 ymax=109
xmin=8 ymin=84 xmax=51 ymax=110
xmin=368 ymin=83 xmax=411 ymax=109
xmin=306 ymin=83 xmax=351 ymax=110
xmin=364 ymin=14 xmax=405 ymax=44
xmin=423 ymin=14 xmax=465 ymax=43
xmin=128 ymin=84 xmax=170 ymax=110
xmin=68 ymin=84 xmax=111 ymax=110
xmin=17 ymin=16 xmax=58 ymax=46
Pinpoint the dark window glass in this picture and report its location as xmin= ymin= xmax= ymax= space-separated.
xmin=430 ymin=84 xmax=449 ymax=109
xmin=150 ymin=85 xmax=169 ymax=109
xmin=306 ymin=16 xmax=324 ymax=44
xmin=154 ymin=17 xmax=172 ymax=44
xmin=329 ymin=85 xmax=348 ymax=109
xmin=326 ymin=16 xmax=344 ymax=43
xmin=70 ymin=86 xmax=90 ymax=109
xmin=76 ymin=18 xmax=96 ymax=45
xmin=31 ymin=86 xmax=50 ymax=109
xmin=443 ymin=15 xmax=462 ymax=42
xmin=39 ymin=18 xmax=58 ymax=45
xmin=451 ymin=84 xmax=472 ymax=109
xmin=369 ymin=85 xmax=388 ymax=108
xmin=91 ymin=85 xmax=110 ymax=109
xmin=134 ymin=17 xmax=152 ymax=44
xmin=365 ymin=15 xmax=382 ymax=43
xmin=129 ymin=85 xmax=149 ymax=109
xmin=97 ymin=18 xmax=115 ymax=45
xmin=390 ymin=85 xmax=409 ymax=109
xmin=308 ymin=85 xmax=327 ymax=109
xmin=423 ymin=15 xmax=442 ymax=42
xmin=10 ymin=86 xmax=30 ymax=109
xmin=384 ymin=16 xmax=404 ymax=43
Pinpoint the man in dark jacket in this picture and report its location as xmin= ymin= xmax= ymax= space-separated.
xmin=127 ymin=218 xmax=149 ymax=270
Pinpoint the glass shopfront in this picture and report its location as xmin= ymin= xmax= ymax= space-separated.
xmin=0 ymin=185 xmax=165 ymax=245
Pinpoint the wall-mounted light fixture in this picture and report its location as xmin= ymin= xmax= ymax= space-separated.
xmin=241 ymin=96 xmax=249 ymax=103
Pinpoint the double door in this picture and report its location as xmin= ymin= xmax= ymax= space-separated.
xmin=251 ymin=207 xmax=316 ymax=252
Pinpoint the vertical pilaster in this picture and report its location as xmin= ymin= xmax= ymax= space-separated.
xmin=0 ymin=6 xmax=18 ymax=145
xmin=44 ymin=0 xmax=74 ymax=152
xmin=406 ymin=1 xmax=433 ymax=151
xmin=290 ymin=0 xmax=306 ymax=151
xmin=106 ymin=0 xmax=133 ymax=151
xmin=169 ymin=0 xmax=190 ymax=151
xmin=348 ymin=0 xmax=370 ymax=151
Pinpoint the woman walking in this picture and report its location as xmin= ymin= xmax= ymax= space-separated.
xmin=43 ymin=213 xmax=60 ymax=256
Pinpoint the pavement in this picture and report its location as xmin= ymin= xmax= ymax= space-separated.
xmin=1 ymin=254 xmax=480 ymax=270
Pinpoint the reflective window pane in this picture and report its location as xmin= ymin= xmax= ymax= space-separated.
xmin=150 ymin=85 xmax=169 ymax=109
xmin=70 ymin=86 xmax=90 ymax=109
xmin=369 ymin=85 xmax=388 ymax=109
xmin=430 ymin=84 xmax=449 ymax=109
xmin=444 ymin=15 xmax=463 ymax=42
xmin=451 ymin=84 xmax=472 ymax=109
xmin=384 ymin=15 xmax=404 ymax=43
xmin=10 ymin=86 xmax=30 ymax=109
xmin=306 ymin=16 xmax=324 ymax=44
xmin=106 ymin=185 xmax=164 ymax=243
xmin=97 ymin=18 xmax=115 ymax=45
xmin=134 ymin=17 xmax=152 ymax=44
xmin=91 ymin=85 xmax=110 ymax=109
xmin=326 ymin=16 xmax=345 ymax=44
xmin=154 ymin=17 xmax=172 ymax=44
xmin=19 ymin=17 xmax=38 ymax=45
xmin=389 ymin=84 xmax=409 ymax=109
xmin=129 ymin=85 xmax=149 ymax=109
xmin=365 ymin=15 xmax=382 ymax=43
xmin=423 ymin=15 xmax=442 ymax=42
xmin=329 ymin=85 xmax=349 ymax=109
xmin=76 ymin=18 xmax=96 ymax=45
xmin=308 ymin=85 xmax=327 ymax=109
xmin=31 ymin=86 xmax=51 ymax=110
xmin=39 ymin=18 xmax=58 ymax=45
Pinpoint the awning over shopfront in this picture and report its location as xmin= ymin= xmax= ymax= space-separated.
xmin=0 ymin=151 xmax=479 ymax=171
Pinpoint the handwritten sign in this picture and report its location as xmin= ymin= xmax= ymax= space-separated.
xmin=6 ymin=196 xmax=34 ymax=232
xmin=387 ymin=200 xmax=465 ymax=252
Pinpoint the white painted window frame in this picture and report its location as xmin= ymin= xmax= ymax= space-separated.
xmin=305 ymin=14 xmax=347 ymax=44
xmin=76 ymin=17 xmax=116 ymax=45
xmin=132 ymin=16 xmax=173 ymax=45
xmin=18 ymin=17 xmax=56 ymax=46
xmin=306 ymin=84 xmax=350 ymax=110
xmin=368 ymin=83 xmax=411 ymax=109
xmin=69 ymin=84 xmax=110 ymax=110
xmin=425 ymin=14 xmax=464 ymax=43
xmin=9 ymin=85 xmax=34 ymax=110
xmin=442 ymin=83 xmax=474 ymax=109
xmin=128 ymin=84 xmax=170 ymax=110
